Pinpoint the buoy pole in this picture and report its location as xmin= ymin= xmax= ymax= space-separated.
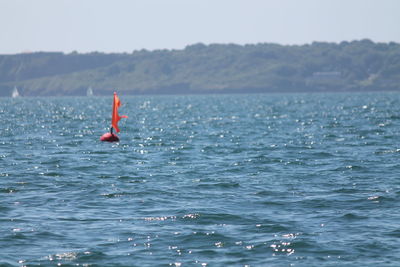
xmin=100 ymin=92 xmax=126 ymax=142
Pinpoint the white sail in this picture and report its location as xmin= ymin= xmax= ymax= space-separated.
xmin=11 ymin=87 xmax=20 ymax=98
xmin=86 ymin=87 xmax=94 ymax=96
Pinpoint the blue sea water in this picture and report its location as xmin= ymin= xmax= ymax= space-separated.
xmin=1 ymin=92 xmax=400 ymax=266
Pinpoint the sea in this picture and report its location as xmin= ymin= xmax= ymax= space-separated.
xmin=1 ymin=92 xmax=399 ymax=267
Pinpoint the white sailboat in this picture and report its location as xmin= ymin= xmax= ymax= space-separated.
xmin=86 ymin=87 xmax=94 ymax=96
xmin=11 ymin=87 xmax=20 ymax=98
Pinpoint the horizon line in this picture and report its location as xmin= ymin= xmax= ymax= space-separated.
xmin=1 ymin=38 xmax=399 ymax=56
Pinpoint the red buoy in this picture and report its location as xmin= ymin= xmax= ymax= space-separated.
xmin=100 ymin=132 xmax=120 ymax=142
xmin=100 ymin=92 xmax=127 ymax=142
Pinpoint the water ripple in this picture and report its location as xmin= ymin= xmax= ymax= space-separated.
xmin=1 ymin=93 xmax=400 ymax=266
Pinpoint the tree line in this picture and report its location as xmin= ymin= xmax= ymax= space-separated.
xmin=0 ymin=39 xmax=399 ymax=96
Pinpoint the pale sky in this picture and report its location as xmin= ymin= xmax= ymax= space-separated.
xmin=0 ymin=0 xmax=399 ymax=54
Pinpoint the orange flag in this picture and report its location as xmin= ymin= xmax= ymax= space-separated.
xmin=111 ymin=92 xmax=128 ymax=133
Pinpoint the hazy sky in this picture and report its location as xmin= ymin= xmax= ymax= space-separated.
xmin=0 ymin=0 xmax=399 ymax=54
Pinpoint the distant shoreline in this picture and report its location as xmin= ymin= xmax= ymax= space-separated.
xmin=3 ymin=89 xmax=400 ymax=99
xmin=1 ymin=40 xmax=399 ymax=97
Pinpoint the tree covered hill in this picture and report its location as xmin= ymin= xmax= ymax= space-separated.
xmin=1 ymin=39 xmax=399 ymax=96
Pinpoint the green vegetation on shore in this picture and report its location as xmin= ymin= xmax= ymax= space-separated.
xmin=1 ymin=39 xmax=399 ymax=96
